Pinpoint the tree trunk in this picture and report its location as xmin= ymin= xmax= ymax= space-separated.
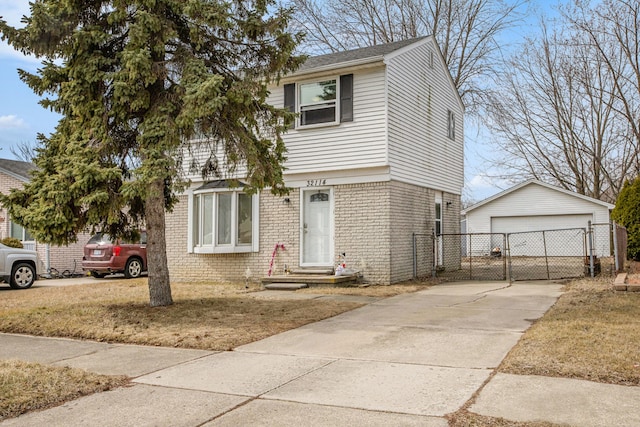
xmin=145 ymin=177 xmax=173 ymax=307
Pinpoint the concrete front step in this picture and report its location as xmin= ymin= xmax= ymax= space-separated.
xmin=264 ymin=283 xmax=309 ymax=290
xmin=288 ymin=268 xmax=334 ymax=275
xmin=262 ymin=274 xmax=357 ymax=287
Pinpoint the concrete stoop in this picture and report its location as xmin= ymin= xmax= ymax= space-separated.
xmin=262 ymin=268 xmax=358 ymax=290
xmin=264 ymin=283 xmax=309 ymax=290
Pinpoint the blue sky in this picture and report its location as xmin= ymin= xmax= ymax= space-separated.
xmin=0 ymin=0 xmax=525 ymax=202
xmin=0 ymin=1 xmax=61 ymax=158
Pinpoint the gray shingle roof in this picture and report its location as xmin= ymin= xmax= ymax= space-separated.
xmin=0 ymin=158 xmax=35 ymax=182
xmin=298 ymin=37 xmax=428 ymax=73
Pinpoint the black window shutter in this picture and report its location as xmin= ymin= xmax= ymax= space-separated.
xmin=340 ymin=74 xmax=353 ymax=122
xmin=284 ymin=83 xmax=296 ymax=128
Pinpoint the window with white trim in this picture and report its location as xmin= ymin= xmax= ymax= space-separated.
xmin=299 ymin=79 xmax=337 ymax=126
xmin=435 ymin=202 xmax=442 ymax=236
xmin=283 ymin=74 xmax=353 ymax=129
xmin=189 ymin=189 xmax=259 ymax=254
xmin=10 ymin=221 xmax=34 ymax=242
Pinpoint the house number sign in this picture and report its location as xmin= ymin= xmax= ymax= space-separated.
xmin=306 ymin=179 xmax=327 ymax=187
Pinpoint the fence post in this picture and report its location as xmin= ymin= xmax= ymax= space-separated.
xmin=412 ymin=232 xmax=417 ymax=279
xmin=588 ymin=221 xmax=594 ymax=277
xmin=542 ymin=230 xmax=550 ymax=280
xmin=506 ymin=233 xmax=513 ymax=282
xmin=612 ymin=221 xmax=620 ymax=273
xmin=432 ymin=231 xmax=437 ymax=278
xmin=468 ymin=234 xmax=472 ymax=279
xmin=502 ymin=234 xmax=507 ymax=280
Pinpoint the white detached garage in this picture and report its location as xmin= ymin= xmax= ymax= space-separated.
xmin=462 ymin=180 xmax=615 ymax=256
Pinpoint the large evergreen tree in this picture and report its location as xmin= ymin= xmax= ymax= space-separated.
xmin=0 ymin=0 xmax=303 ymax=306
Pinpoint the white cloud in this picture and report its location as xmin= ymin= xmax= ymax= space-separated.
xmin=0 ymin=115 xmax=27 ymax=129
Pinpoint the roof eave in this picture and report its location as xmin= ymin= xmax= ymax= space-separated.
xmin=282 ymin=56 xmax=385 ymax=82
xmin=463 ymin=179 xmax=616 ymax=214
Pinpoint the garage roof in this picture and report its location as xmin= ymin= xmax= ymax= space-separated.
xmin=462 ymin=179 xmax=615 ymax=215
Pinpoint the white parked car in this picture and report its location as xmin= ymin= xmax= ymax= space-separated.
xmin=0 ymin=243 xmax=38 ymax=289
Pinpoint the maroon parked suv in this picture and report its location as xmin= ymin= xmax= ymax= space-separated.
xmin=82 ymin=232 xmax=147 ymax=278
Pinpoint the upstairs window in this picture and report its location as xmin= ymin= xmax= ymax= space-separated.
xmin=284 ymin=74 xmax=353 ymax=129
xmin=300 ymin=80 xmax=337 ymax=126
xmin=447 ymin=110 xmax=456 ymax=140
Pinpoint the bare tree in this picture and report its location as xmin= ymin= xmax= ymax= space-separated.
xmin=9 ymin=141 xmax=37 ymax=163
xmin=566 ymin=0 xmax=640 ymax=176
xmin=486 ymin=17 xmax=635 ymax=202
xmin=290 ymin=0 xmax=526 ymax=113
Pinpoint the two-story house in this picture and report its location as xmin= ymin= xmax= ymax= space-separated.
xmin=165 ymin=36 xmax=464 ymax=284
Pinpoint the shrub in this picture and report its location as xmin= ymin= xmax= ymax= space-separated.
xmin=1 ymin=237 xmax=24 ymax=248
xmin=611 ymin=177 xmax=640 ymax=261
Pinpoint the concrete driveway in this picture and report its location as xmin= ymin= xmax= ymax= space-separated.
xmin=0 ymin=280 xmax=575 ymax=426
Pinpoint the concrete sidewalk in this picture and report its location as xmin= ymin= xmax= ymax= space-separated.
xmin=1 ymin=281 xmax=639 ymax=426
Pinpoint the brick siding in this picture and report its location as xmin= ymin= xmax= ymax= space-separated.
xmin=166 ymin=181 xmax=461 ymax=285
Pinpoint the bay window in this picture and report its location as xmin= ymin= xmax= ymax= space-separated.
xmin=189 ymin=186 xmax=259 ymax=254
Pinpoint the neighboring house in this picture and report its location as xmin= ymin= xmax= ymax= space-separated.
xmin=0 ymin=158 xmax=90 ymax=275
xmin=166 ymin=37 xmax=464 ymax=284
xmin=462 ymin=179 xmax=615 ymax=257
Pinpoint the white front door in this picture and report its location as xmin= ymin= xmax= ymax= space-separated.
xmin=301 ymin=188 xmax=333 ymax=266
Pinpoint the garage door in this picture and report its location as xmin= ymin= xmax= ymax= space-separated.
xmin=492 ymin=214 xmax=591 ymax=257
xmin=491 ymin=214 xmax=593 ymax=234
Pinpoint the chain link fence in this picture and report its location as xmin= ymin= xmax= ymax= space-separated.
xmin=414 ymin=222 xmax=627 ymax=282
xmin=435 ymin=233 xmax=506 ymax=280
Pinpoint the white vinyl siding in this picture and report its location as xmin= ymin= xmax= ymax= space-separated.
xmin=271 ymin=67 xmax=388 ymax=174
xmin=386 ymin=41 xmax=464 ymax=195
xmin=181 ymin=142 xmax=249 ymax=182
xmin=181 ymin=39 xmax=464 ymax=190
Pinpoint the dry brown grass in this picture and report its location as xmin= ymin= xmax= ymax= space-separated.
xmin=447 ymin=410 xmax=561 ymax=427
xmin=499 ymin=276 xmax=640 ymax=386
xmin=0 ymin=360 xmax=128 ymax=420
xmin=0 ymin=279 xmax=372 ymax=350
xmin=0 ymin=278 xmax=434 ymax=421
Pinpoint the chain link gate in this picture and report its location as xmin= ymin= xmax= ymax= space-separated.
xmin=507 ymin=228 xmax=586 ymax=280
xmin=413 ymin=225 xmax=619 ymax=281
